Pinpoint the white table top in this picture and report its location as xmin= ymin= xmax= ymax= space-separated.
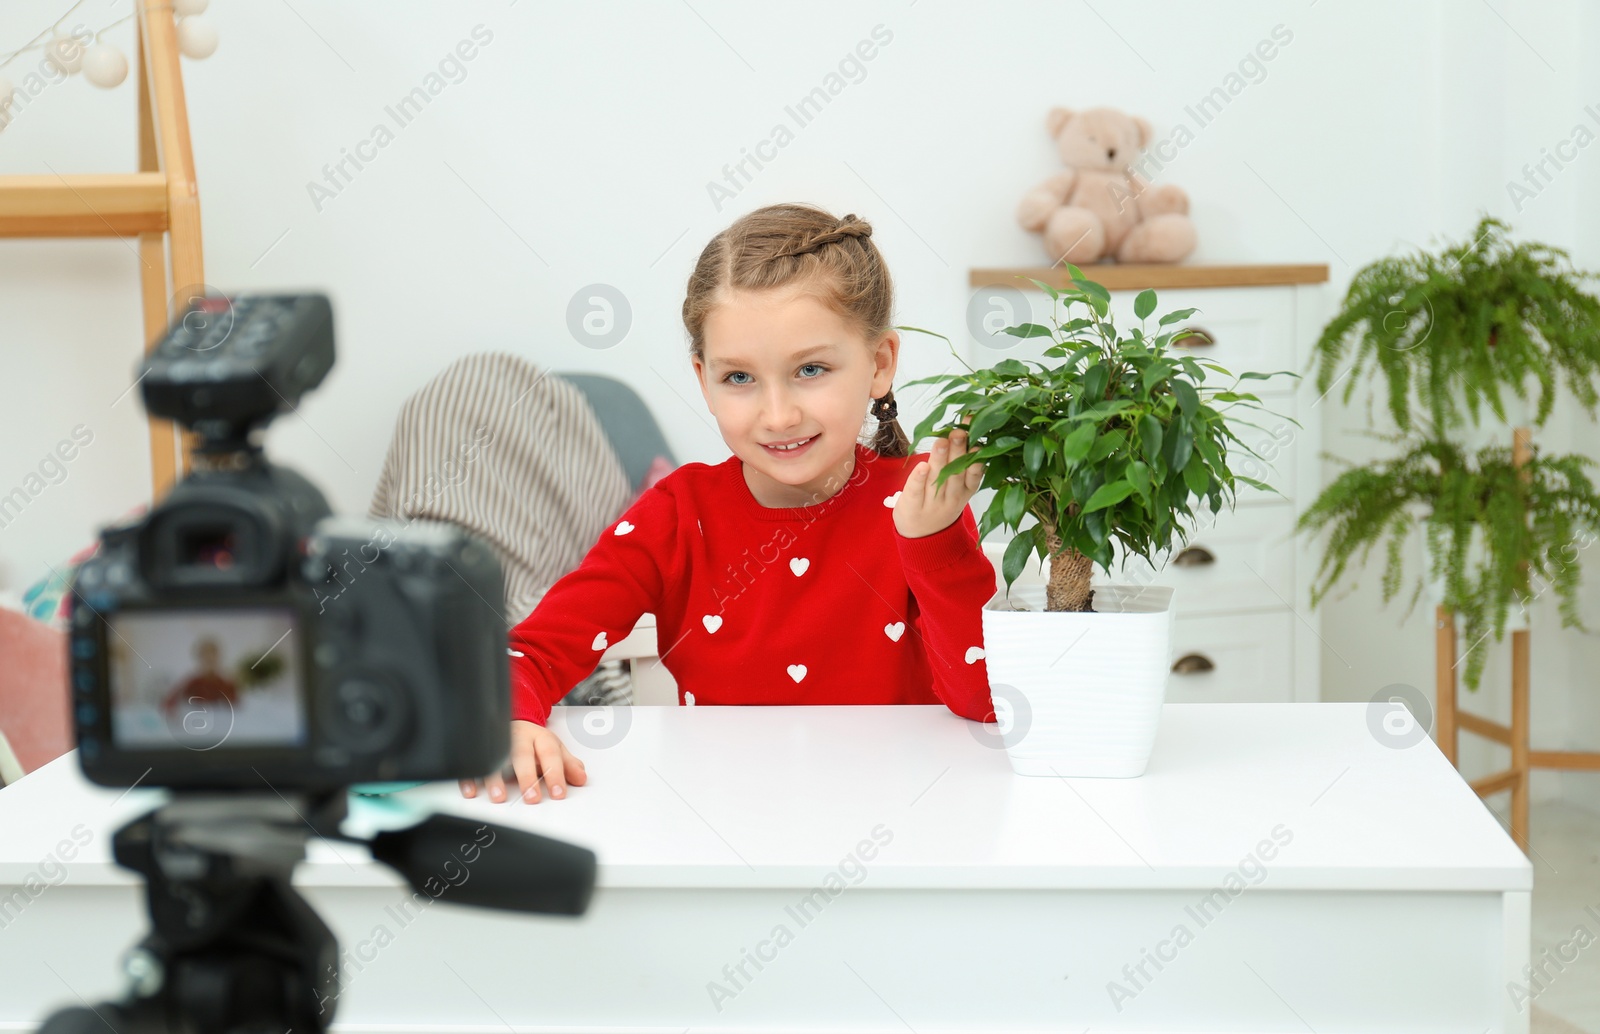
xmin=0 ymin=703 xmax=1530 ymax=893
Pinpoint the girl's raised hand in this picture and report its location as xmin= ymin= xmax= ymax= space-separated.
xmin=894 ymin=417 xmax=985 ymax=539
xmin=459 ymin=719 xmax=588 ymax=803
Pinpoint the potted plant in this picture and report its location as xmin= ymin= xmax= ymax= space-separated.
xmin=899 ymin=265 xmax=1297 ymax=777
xmin=1296 ymin=216 xmax=1600 ymax=693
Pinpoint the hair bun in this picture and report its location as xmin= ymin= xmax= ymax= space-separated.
xmin=838 ymin=214 xmax=872 ymax=239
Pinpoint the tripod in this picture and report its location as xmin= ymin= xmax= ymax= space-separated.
xmin=37 ymin=792 xmax=595 ymax=1034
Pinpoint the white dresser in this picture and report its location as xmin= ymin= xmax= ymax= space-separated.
xmin=971 ymin=264 xmax=1331 ymax=705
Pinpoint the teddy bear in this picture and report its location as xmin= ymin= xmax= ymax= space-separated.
xmin=1016 ymin=105 xmax=1196 ymax=265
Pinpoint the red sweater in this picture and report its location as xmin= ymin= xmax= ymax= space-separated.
xmin=508 ymin=442 xmax=999 ymax=726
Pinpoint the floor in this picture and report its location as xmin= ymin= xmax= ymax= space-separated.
xmin=1484 ymin=796 xmax=1600 ymax=1033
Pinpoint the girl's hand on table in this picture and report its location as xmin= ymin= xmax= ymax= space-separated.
xmin=459 ymin=719 xmax=588 ymax=803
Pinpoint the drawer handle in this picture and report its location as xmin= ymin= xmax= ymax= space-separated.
xmin=1171 ymin=653 xmax=1216 ymax=675
xmin=1173 ymin=325 xmax=1216 ymax=348
xmin=1173 ymin=546 xmax=1215 ymax=567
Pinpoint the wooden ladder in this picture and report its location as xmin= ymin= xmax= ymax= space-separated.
xmin=0 ymin=0 xmax=201 ymax=501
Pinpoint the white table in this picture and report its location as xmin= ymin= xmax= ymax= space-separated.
xmin=0 ymin=703 xmax=1531 ymax=1033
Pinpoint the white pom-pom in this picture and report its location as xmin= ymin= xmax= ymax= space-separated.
xmin=46 ymin=30 xmax=85 ymax=75
xmin=174 ymin=0 xmax=210 ymax=14
xmin=82 ymin=44 xmax=129 ymax=88
xmin=176 ymin=17 xmax=219 ymax=59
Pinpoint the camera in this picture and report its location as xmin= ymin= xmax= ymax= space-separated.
xmin=66 ymin=293 xmax=510 ymax=790
xmin=41 ymin=293 xmax=593 ymax=1034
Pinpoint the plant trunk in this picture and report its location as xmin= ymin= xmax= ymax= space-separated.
xmin=1041 ymin=520 xmax=1095 ymax=613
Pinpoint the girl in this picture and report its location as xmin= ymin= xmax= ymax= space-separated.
xmin=461 ymin=203 xmax=996 ymax=805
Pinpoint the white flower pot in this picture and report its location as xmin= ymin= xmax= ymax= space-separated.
xmin=981 ymin=581 xmax=1176 ymax=778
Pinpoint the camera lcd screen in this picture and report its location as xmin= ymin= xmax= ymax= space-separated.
xmin=106 ymin=607 xmax=307 ymax=751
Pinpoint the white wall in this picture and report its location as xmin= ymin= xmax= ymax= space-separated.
xmin=2 ymin=0 xmax=1596 ymax=803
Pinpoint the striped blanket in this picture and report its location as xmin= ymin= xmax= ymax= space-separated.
xmin=368 ymin=352 xmax=636 ymax=706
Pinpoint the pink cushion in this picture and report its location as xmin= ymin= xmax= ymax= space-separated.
xmin=0 ymin=607 xmax=70 ymax=775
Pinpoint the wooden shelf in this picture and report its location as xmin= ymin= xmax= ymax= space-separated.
xmin=0 ymin=173 xmax=169 ymax=238
xmin=970 ymin=263 xmax=1330 ymax=292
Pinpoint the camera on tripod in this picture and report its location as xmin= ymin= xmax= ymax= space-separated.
xmin=67 ymin=293 xmax=509 ymax=790
xmin=39 ymin=293 xmax=596 ymax=1034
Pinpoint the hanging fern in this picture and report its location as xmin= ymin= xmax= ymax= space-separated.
xmin=1312 ymin=214 xmax=1600 ymax=433
xmin=1301 ymin=215 xmax=1600 ymax=690
xmin=1297 ymin=432 xmax=1600 ymax=691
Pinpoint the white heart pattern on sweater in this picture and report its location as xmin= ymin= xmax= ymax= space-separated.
xmin=787 ymin=664 xmax=807 ymax=683
xmin=884 ymin=621 xmax=905 ymax=642
xmin=592 ymin=631 xmax=608 ymax=651
xmin=789 ymin=557 xmax=810 ymax=576
xmin=883 ymin=492 xmax=901 ymax=507
xmin=614 ymin=521 xmax=634 ymax=535
xmin=702 ymin=614 xmax=722 ymax=633
xmin=964 ymin=646 xmax=985 ymax=664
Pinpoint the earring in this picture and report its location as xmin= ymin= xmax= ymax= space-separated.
xmin=872 ymin=394 xmax=898 ymax=421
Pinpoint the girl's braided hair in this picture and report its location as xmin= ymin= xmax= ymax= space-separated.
xmin=682 ymin=203 xmax=910 ymax=458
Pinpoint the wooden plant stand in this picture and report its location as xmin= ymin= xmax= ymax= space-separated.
xmin=1435 ymin=426 xmax=1600 ymax=855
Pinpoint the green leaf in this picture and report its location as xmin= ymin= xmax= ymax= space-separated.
xmin=1083 ymin=480 xmax=1135 ymax=513
xmin=1139 ymin=415 xmax=1163 ymax=464
xmin=1182 ymin=455 xmax=1210 ymax=494
xmin=1002 ymin=323 xmax=1055 ymax=339
xmin=1024 ymin=436 xmax=1045 ymax=475
xmin=938 ymin=450 xmax=981 ymax=484
xmin=894 ymin=324 xmax=953 ymax=344
xmin=1087 ymin=430 xmax=1125 ymax=463
xmin=1171 ymin=378 xmax=1199 ymax=418
xmin=968 ymin=401 xmax=1013 ymax=440
xmin=1157 ymin=307 xmax=1200 ymax=327
xmin=1024 ymin=278 xmax=1061 ymax=299
xmin=1002 ymin=483 xmax=1026 ymax=525
xmin=1085 ymin=509 xmax=1108 ymax=548
xmin=1126 ymin=459 xmax=1152 ymax=502
xmin=911 ymin=401 xmax=955 ymax=446
xmin=1235 ymin=475 xmax=1282 ymax=498
xmin=1134 ymin=289 xmax=1157 ymax=320
xmin=1070 ymin=279 xmax=1112 ymax=307
xmin=1142 ymin=360 xmax=1173 ymax=392
xmin=1002 ymin=526 xmax=1040 ymax=586
xmin=1061 ymin=422 xmax=1097 ymax=463
xmin=1170 ymin=425 xmax=1194 ymax=472
xmin=1084 ymin=363 xmax=1108 ymax=400
xmin=1066 ymin=400 xmax=1136 ymax=423
xmin=978 ymin=436 xmax=1023 ymax=457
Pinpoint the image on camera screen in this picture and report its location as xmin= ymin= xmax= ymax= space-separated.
xmin=107 ymin=607 xmax=307 ymax=751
